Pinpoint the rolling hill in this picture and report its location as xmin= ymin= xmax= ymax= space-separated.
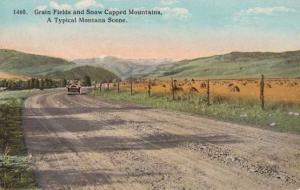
xmin=47 ymin=65 xmax=118 ymax=81
xmin=0 ymin=49 xmax=118 ymax=81
xmin=152 ymin=50 xmax=300 ymax=79
xmin=0 ymin=49 xmax=74 ymax=76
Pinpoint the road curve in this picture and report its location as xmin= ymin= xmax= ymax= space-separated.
xmin=22 ymin=89 xmax=300 ymax=190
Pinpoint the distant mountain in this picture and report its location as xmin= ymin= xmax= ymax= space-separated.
xmin=73 ymin=56 xmax=173 ymax=79
xmin=0 ymin=49 xmax=118 ymax=81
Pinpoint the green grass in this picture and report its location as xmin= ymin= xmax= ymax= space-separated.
xmin=0 ymin=91 xmax=37 ymax=189
xmin=92 ymin=90 xmax=300 ymax=134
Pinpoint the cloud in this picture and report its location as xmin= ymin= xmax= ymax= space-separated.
xmin=48 ymin=0 xmax=103 ymax=10
xmin=233 ymin=6 xmax=296 ymax=24
xmin=160 ymin=0 xmax=178 ymax=6
xmin=236 ymin=6 xmax=295 ymax=17
xmin=50 ymin=1 xmax=73 ymax=10
xmin=36 ymin=5 xmax=47 ymax=11
xmin=75 ymin=0 xmax=104 ymax=9
xmin=157 ymin=7 xmax=191 ymax=20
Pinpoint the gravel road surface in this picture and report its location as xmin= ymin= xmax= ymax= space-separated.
xmin=23 ymin=89 xmax=300 ymax=190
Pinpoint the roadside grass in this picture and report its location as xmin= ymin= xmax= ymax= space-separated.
xmin=0 ymin=89 xmax=40 ymax=104
xmin=92 ymin=90 xmax=300 ymax=134
xmin=0 ymin=90 xmax=37 ymax=189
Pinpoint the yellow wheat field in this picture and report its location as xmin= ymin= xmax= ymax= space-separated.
xmin=113 ymin=78 xmax=300 ymax=105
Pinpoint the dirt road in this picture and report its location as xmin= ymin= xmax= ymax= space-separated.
xmin=22 ymin=89 xmax=300 ymax=190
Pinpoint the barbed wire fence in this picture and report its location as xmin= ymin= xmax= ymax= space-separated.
xmin=94 ymin=75 xmax=300 ymax=109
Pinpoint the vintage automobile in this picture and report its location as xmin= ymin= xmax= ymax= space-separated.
xmin=67 ymin=80 xmax=81 ymax=95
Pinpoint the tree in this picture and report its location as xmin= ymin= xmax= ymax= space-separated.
xmin=40 ymin=79 xmax=44 ymax=90
xmin=17 ymin=80 xmax=22 ymax=89
xmin=28 ymin=78 xmax=33 ymax=89
xmin=83 ymin=75 xmax=91 ymax=86
xmin=33 ymin=78 xmax=40 ymax=89
xmin=44 ymin=78 xmax=54 ymax=88
xmin=62 ymin=79 xmax=67 ymax=87
xmin=7 ymin=80 xmax=17 ymax=90
xmin=0 ymin=80 xmax=6 ymax=87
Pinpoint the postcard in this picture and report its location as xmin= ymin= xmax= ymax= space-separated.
xmin=0 ymin=1 xmax=299 ymax=189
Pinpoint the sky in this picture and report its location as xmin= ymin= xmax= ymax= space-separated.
xmin=0 ymin=0 xmax=300 ymax=60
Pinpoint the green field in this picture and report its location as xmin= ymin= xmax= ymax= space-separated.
xmin=92 ymin=90 xmax=300 ymax=134
xmin=0 ymin=90 xmax=38 ymax=189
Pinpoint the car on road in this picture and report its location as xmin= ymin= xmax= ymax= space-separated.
xmin=67 ymin=80 xmax=81 ymax=95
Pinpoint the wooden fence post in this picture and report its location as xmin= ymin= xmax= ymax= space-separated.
xmin=130 ymin=77 xmax=133 ymax=96
xmin=148 ymin=80 xmax=151 ymax=97
xmin=171 ymin=78 xmax=175 ymax=100
xmin=207 ymin=79 xmax=210 ymax=106
xmin=260 ymin=74 xmax=265 ymax=110
xmin=117 ymin=81 xmax=120 ymax=94
xmin=100 ymin=82 xmax=102 ymax=92
xmin=94 ymin=81 xmax=97 ymax=96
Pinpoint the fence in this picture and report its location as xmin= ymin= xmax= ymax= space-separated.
xmin=95 ymin=75 xmax=300 ymax=109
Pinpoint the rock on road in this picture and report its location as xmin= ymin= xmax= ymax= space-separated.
xmin=22 ymin=89 xmax=300 ymax=190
